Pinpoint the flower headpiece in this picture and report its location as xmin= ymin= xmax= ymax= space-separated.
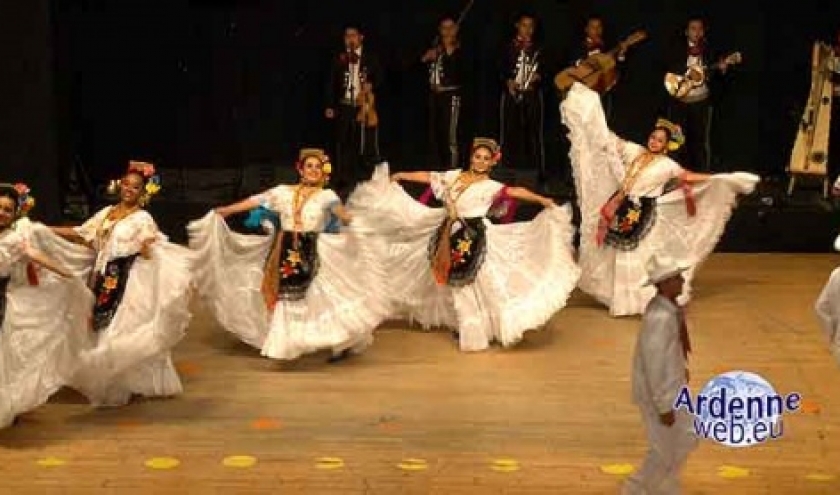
xmin=107 ymin=160 xmax=162 ymax=204
xmin=655 ymin=118 xmax=685 ymax=152
xmin=297 ymin=148 xmax=332 ymax=183
xmin=0 ymin=182 xmax=36 ymax=216
xmin=472 ymin=137 xmax=503 ymax=162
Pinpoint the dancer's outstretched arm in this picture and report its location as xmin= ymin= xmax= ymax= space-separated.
xmin=23 ymin=243 xmax=70 ymax=277
xmin=680 ymin=171 xmax=712 ymax=184
xmin=215 ymin=197 xmax=261 ymax=219
xmin=506 ymin=187 xmax=556 ymax=208
xmin=391 ymin=171 xmax=432 ymax=184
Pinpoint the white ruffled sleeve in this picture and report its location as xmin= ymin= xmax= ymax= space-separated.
xmin=74 ymin=207 xmax=110 ymax=244
xmin=430 ymin=170 xmax=460 ymax=200
xmin=108 ymin=210 xmax=160 ymax=259
xmin=0 ymin=231 xmax=25 ymax=274
xmin=250 ymin=185 xmax=289 ymax=212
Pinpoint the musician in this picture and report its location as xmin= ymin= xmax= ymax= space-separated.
xmin=570 ymin=15 xmax=626 ymax=121
xmin=663 ymin=17 xmax=733 ymax=172
xmin=499 ymin=12 xmax=545 ymax=177
xmin=421 ymin=16 xmax=466 ymax=169
xmin=325 ymin=25 xmax=383 ymax=194
xmin=830 ymin=29 xmax=840 ymax=191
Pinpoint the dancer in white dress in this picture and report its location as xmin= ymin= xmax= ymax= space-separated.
xmin=0 ymin=183 xmax=91 ymax=427
xmin=349 ymin=137 xmax=580 ymax=352
xmin=814 ymin=235 xmax=840 ymax=367
xmin=188 ymin=148 xmax=390 ymax=363
xmin=44 ymin=161 xmax=194 ymax=407
xmin=561 ymin=83 xmax=759 ymax=316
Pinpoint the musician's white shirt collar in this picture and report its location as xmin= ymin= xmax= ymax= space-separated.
xmin=344 ymin=46 xmax=363 ymax=100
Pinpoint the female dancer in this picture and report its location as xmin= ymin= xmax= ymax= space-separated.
xmin=561 ymin=82 xmax=759 ymax=316
xmin=814 ymin=236 xmax=840 ymax=366
xmin=187 ymin=148 xmax=390 ymax=362
xmin=45 ymin=161 xmax=194 ymax=407
xmin=0 ymin=183 xmax=91 ymax=427
xmin=348 ymin=137 xmax=580 ymax=352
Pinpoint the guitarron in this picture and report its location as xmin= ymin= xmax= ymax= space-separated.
xmin=787 ymin=42 xmax=834 ymax=197
xmin=554 ymin=30 xmax=647 ymax=95
xmin=664 ymin=52 xmax=742 ymax=102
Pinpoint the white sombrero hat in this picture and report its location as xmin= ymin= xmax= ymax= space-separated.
xmin=641 ymin=253 xmax=691 ymax=287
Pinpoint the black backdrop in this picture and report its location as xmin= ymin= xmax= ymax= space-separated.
xmin=3 ymin=0 xmax=840 ymax=218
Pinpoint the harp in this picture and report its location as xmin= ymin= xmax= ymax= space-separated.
xmin=787 ymin=42 xmax=835 ymax=197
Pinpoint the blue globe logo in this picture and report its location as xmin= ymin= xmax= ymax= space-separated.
xmin=697 ymin=371 xmax=782 ymax=448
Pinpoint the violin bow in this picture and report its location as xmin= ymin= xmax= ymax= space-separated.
xmin=430 ymin=0 xmax=477 ymax=48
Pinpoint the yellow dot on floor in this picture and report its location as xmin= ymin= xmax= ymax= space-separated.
xmin=491 ymin=459 xmax=521 ymax=472
xmin=145 ymin=457 xmax=181 ymax=470
xmin=717 ymin=465 xmax=750 ymax=479
xmin=315 ymin=457 xmax=345 ymax=469
xmin=222 ymin=455 xmax=257 ymax=468
xmin=805 ymin=473 xmax=836 ymax=482
xmin=397 ymin=458 xmax=428 ymax=471
xmin=600 ymin=464 xmax=635 ymax=476
xmin=36 ymin=457 xmax=67 ymax=467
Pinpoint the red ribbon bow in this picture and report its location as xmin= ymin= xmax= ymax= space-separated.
xmin=688 ymin=41 xmax=705 ymax=57
xmin=515 ymin=36 xmax=532 ymax=51
xmin=340 ymin=51 xmax=360 ymax=65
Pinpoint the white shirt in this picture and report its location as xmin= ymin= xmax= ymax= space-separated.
xmin=618 ymin=141 xmax=685 ymax=198
xmin=252 ymin=186 xmax=340 ymax=233
xmin=343 ymin=47 xmax=363 ymax=101
xmin=514 ymin=51 xmax=529 ymax=86
xmin=632 ymin=295 xmax=687 ymax=414
xmin=430 ymin=53 xmax=442 ymax=85
xmin=430 ymin=170 xmax=505 ymax=218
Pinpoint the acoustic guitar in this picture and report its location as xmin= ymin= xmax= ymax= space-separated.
xmin=554 ymin=30 xmax=647 ymax=95
xmin=664 ymin=52 xmax=742 ymax=101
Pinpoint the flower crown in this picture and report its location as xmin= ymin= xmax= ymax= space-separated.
xmin=296 ymin=148 xmax=332 ymax=181
xmin=655 ymin=118 xmax=685 ymax=152
xmin=0 ymin=182 xmax=36 ymax=216
xmin=107 ymin=160 xmax=162 ymax=201
xmin=472 ymin=137 xmax=503 ymax=162
xmin=128 ymin=160 xmax=162 ymax=198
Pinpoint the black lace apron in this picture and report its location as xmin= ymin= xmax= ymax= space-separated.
xmin=0 ymin=276 xmax=9 ymax=329
xmin=428 ymin=217 xmax=487 ymax=287
xmin=602 ymin=192 xmax=657 ymax=251
xmin=91 ymin=255 xmax=138 ymax=331
xmin=267 ymin=231 xmax=320 ymax=302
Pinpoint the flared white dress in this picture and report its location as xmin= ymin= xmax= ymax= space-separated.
xmin=815 ymin=267 xmax=840 ymax=366
xmin=187 ymin=185 xmax=391 ymax=360
xmin=561 ymin=83 xmax=759 ymax=316
xmin=348 ymin=163 xmax=581 ymax=352
xmin=28 ymin=208 xmax=194 ymax=407
xmin=0 ymin=220 xmax=92 ymax=427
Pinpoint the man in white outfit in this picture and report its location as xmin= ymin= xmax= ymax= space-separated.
xmin=623 ymin=254 xmax=698 ymax=494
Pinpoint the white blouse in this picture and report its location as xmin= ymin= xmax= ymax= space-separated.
xmin=619 ymin=141 xmax=684 ymax=198
xmin=252 ymin=185 xmax=340 ymax=233
xmin=0 ymin=230 xmax=25 ymax=278
xmin=75 ymin=207 xmax=160 ymax=273
xmin=430 ymin=170 xmax=505 ymax=218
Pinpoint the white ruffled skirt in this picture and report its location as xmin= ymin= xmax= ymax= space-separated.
xmin=187 ymin=212 xmax=392 ymax=361
xmin=562 ymin=83 xmax=760 ymax=316
xmin=348 ymin=164 xmax=581 ymax=352
xmin=0 ymin=265 xmax=92 ymax=427
xmin=815 ymin=267 xmax=840 ymax=366
xmin=26 ymin=223 xmax=194 ymax=407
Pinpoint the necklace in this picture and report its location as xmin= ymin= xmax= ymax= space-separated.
xmin=292 ymin=184 xmax=320 ymax=230
xmin=621 ymin=152 xmax=657 ymax=193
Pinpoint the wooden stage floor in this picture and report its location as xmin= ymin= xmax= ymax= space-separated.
xmin=1 ymin=254 xmax=839 ymax=494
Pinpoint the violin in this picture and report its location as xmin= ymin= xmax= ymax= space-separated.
xmin=356 ymin=78 xmax=379 ymax=128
